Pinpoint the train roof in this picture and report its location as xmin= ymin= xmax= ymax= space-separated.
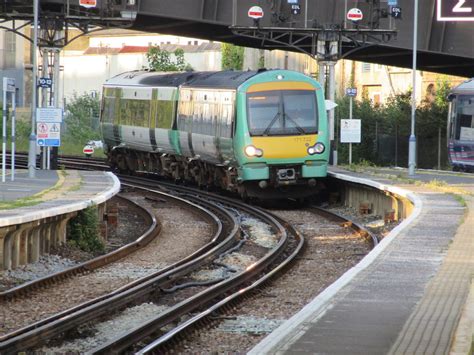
xmin=450 ymin=78 xmax=474 ymax=95
xmin=104 ymin=70 xmax=262 ymax=89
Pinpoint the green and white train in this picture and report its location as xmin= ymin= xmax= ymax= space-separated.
xmin=101 ymin=69 xmax=329 ymax=199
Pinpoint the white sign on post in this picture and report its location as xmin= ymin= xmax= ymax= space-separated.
xmin=36 ymin=108 xmax=62 ymax=147
xmin=341 ymin=119 xmax=361 ymax=143
xmin=3 ymin=78 xmax=15 ymax=93
xmin=36 ymin=107 xmax=63 ymax=123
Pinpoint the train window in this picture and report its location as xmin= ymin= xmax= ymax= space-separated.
xmin=221 ymin=104 xmax=233 ymax=138
xmin=156 ymin=100 xmax=174 ymax=129
xmin=247 ymin=90 xmax=317 ymax=136
xmin=120 ymin=99 xmax=150 ymax=127
xmin=203 ymin=103 xmax=211 ymax=135
xmin=102 ymin=97 xmax=115 ymax=124
xmin=177 ymin=98 xmax=193 ymax=132
xmin=101 ymin=88 xmax=118 ymax=124
xmin=455 ymin=96 xmax=474 ymax=141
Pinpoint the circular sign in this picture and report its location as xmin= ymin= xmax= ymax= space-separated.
xmin=38 ymin=123 xmax=48 ymax=134
xmin=83 ymin=145 xmax=95 ymax=156
xmin=248 ymin=6 xmax=264 ymax=19
xmin=347 ymin=8 xmax=363 ymax=22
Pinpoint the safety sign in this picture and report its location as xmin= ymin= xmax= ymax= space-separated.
xmin=37 ymin=122 xmax=61 ymax=147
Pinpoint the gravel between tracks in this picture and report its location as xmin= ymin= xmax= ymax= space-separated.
xmin=173 ymin=207 xmax=379 ymax=353
xmin=0 ymin=193 xmax=213 ymax=336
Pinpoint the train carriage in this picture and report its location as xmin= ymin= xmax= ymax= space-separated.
xmin=101 ymin=69 xmax=329 ymax=199
xmin=447 ymin=79 xmax=474 ymax=172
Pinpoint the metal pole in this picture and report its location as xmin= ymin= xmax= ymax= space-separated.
xmin=344 ymin=0 xmax=348 ymax=29
xmin=28 ymin=0 xmax=39 ymax=178
xmin=42 ymin=49 xmax=48 ymax=170
xmin=329 ymin=61 xmax=337 ymax=165
xmin=2 ymin=89 xmax=6 ymax=182
xmin=52 ymin=49 xmax=61 ymax=170
xmin=11 ymin=91 xmax=16 ymax=181
xmin=318 ymin=62 xmax=325 ymax=89
xmin=232 ymin=0 xmax=237 ymax=27
xmin=408 ymin=0 xmax=418 ymax=176
xmin=438 ymin=126 xmax=441 ymax=170
xmin=349 ymin=96 xmax=353 ymax=165
xmin=305 ymin=0 xmax=308 ymax=28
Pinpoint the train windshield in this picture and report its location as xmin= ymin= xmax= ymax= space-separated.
xmin=451 ymin=95 xmax=474 ymax=141
xmin=247 ymin=90 xmax=317 ymax=136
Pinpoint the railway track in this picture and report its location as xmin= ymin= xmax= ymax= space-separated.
xmin=1 ymin=155 xmax=379 ymax=353
xmin=0 ymin=194 xmax=160 ymax=301
xmin=0 ymin=181 xmax=236 ymax=353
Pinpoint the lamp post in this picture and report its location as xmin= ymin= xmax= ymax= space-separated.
xmin=28 ymin=0 xmax=39 ymax=178
xmin=408 ymin=0 xmax=418 ymax=176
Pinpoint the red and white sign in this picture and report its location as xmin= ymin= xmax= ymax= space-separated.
xmin=347 ymin=8 xmax=363 ymax=22
xmin=83 ymin=145 xmax=95 ymax=156
xmin=248 ymin=6 xmax=264 ymax=19
xmin=80 ymin=0 xmax=97 ymax=9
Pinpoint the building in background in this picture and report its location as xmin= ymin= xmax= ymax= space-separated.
xmin=0 ymin=22 xmax=30 ymax=107
xmin=60 ymin=29 xmax=221 ymax=102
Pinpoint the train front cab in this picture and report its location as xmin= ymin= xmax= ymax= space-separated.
xmin=234 ymin=70 xmax=329 ymax=198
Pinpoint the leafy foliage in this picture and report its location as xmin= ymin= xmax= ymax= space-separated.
xmin=146 ymin=46 xmax=193 ymax=72
xmin=64 ymin=93 xmax=101 ymax=143
xmin=221 ymin=43 xmax=244 ymax=70
xmin=68 ymin=205 xmax=104 ymax=253
xmin=335 ymin=83 xmax=452 ymax=169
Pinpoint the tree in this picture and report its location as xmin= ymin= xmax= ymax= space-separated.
xmin=221 ymin=43 xmax=244 ymax=70
xmin=146 ymin=46 xmax=192 ymax=72
xmin=64 ymin=93 xmax=101 ymax=143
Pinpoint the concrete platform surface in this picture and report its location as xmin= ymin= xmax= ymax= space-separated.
xmin=0 ymin=170 xmax=59 ymax=201
xmin=250 ymin=167 xmax=474 ymax=355
xmin=0 ymin=169 xmax=120 ymax=226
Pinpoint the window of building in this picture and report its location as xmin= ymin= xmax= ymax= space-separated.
xmin=363 ymin=85 xmax=382 ymax=105
xmin=361 ymin=62 xmax=371 ymax=73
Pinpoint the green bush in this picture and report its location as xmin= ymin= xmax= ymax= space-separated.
xmin=68 ymin=205 xmax=105 ymax=253
xmin=221 ymin=43 xmax=244 ymax=70
xmin=335 ymin=82 xmax=451 ymax=169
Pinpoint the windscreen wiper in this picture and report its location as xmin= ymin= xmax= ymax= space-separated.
xmin=284 ymin=113 xmax=305 ymax=135
xmin=262 ymin=111 xmax=281 ymax=136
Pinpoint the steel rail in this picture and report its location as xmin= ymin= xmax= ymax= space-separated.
xmin=92 ymin=195 xmax=289 ymax=354
xmin=102 ymin=177 xmax=379 ymax=354
xmin=138 ymin=210 xmax=305 ymax=354
xmin=0 ymin=186 xmax=236 ymax=354
xmin=310 ymin=205 xmax=379 ymax=247
xmin=0 ymin=194 xmax=159 ymax=301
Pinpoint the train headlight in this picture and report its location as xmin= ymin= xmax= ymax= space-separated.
xmin=307 ymin=143 xmax=325 ymax=155
xmin=245 ymin=145 xmax=264 ymax=157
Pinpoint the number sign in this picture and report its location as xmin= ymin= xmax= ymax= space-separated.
xmin=291 ymin=4 xmax=301 ymax=15
xmin=437 ymin=0 xmax=474 ymax=21
xmin=346 ymin=88 xmax=357 ymax=97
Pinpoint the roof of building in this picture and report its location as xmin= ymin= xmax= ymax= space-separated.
xmin=83 ymin=42 xmax=221 ymax=55
xmin=83 ymin=47 xmax=121 ymax=55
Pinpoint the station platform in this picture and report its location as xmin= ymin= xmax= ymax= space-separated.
xmin=0 ymin=169 xmax=120 ymax=226
xmin=250 ymin=167 xmax=474 ymax=355
xmin=0 ymin=169 xmax=120 ymax=269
